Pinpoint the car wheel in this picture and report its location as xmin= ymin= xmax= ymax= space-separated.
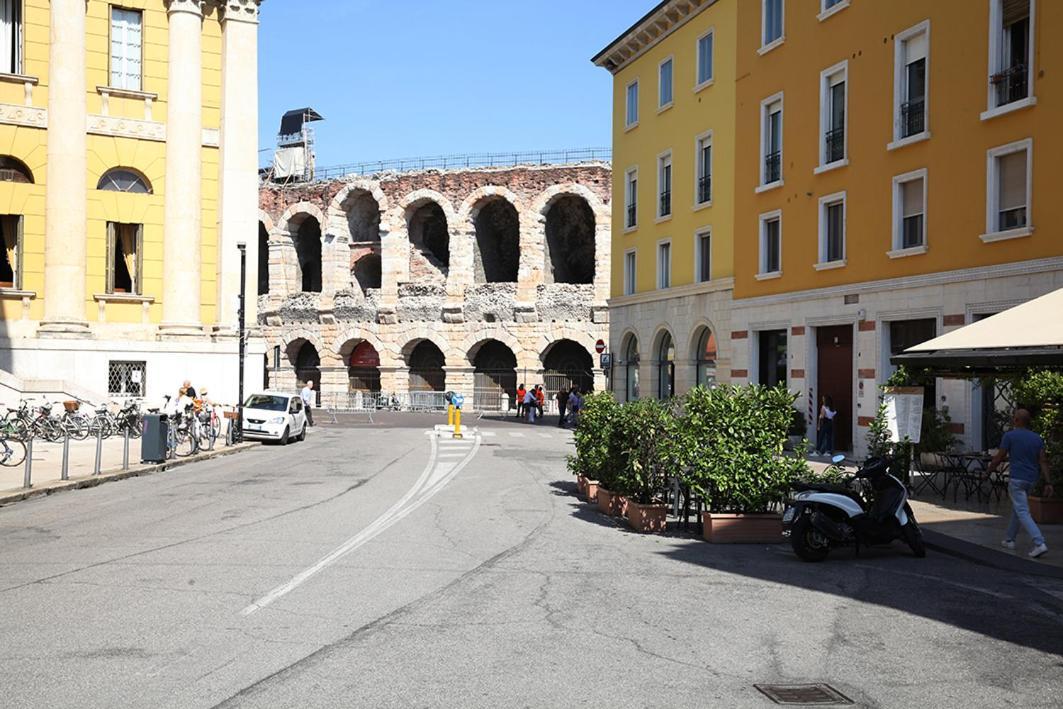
xmin=297 ymin=424 xmax=306 ymax=442
xmin=279 ymin=425 xmax=289 ymax=445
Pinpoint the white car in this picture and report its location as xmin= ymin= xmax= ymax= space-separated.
xmin=241 ymin=391 xmax=307 ymax=444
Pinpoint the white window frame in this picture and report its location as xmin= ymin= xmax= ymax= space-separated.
xmin=695 ymin=27 xmax=714 ymax=91
xmin=815 ymin=60 xmax=848 ymax=173
xmin=109 ymin=6 xmax=144 ymax=92
xmin=759 ymin=0 xmax=785 ymax=54
xmin=817 ymin=0 xmax=850 ymax=22
xmin=982 ymin=0 xmax=1036 ymax=120
xmin=658 ymin=55 xmax=674 ymax=111
xmin=623 ymin=248 xmax=637 ymax=296
xmin=982 ymin=138 xmax=1033 ymax=243
xmin=694 ymin=227 xmax=712 ymax=283
xmin=624 ymin=166 xmax=638 ymax=232
xmin=890 ymin=168 xmax=928 ymax=257
xmin=889 ymin=20 xmax=931 ymax=150
xmin=816 ymin=191 xmax=847 ymax=269
xmin=656 ymin=149 xmax=673 ymax=221
xmin=625 ymin=78 xmax=639 ymax=129
xmin=694 ymin=129 xmax=713 ymax=208
xmin=757 ymin=210 xmax=783 ymax=279
xmin=656 ymin=239 xmax=672 ymax=290
xmin=757 ymin=92 xmax=784 ymax=191
xmin=0 ymin=0 xmax=23 ymax=75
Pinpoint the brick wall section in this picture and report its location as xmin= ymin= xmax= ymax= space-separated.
xmin=943 ymin=314 xmax=966 ymax=327
xmin=858 ymin=320 xmax=876 ymax=332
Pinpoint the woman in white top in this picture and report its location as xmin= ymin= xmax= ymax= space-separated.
xmin=816 ymin=395 xmax=837 ymax=455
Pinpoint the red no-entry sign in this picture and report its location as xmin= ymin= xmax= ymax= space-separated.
xmin=595 ymin=339 xmax=606 ymax=354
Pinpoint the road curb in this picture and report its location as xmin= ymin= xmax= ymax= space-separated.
xmin=923 ymin=529 xmax=1063 ymax=580
xmin=0 ymin=442 xmax=258 ymax=508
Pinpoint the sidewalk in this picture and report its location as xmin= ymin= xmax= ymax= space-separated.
xmin=0 ymin=435 xmax=256 ymax=506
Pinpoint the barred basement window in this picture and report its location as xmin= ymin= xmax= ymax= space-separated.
xmin=108 ymin=360 xmax=146 ymax=397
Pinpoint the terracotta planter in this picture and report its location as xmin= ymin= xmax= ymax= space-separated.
xmin=626 ymin=501 xmax=667 ymax=533
xmin=1030 ymin=495 xmax=1063 ymax=525
xmin=596 ymin=487 xmax=629 ymax=517
xmin=584 ymin=479 xmax=600 ymax=503
xmin=702 ymin=512 xmax=784 ymax=544
xmin=576 ymin=475 xmax=587 ymax=498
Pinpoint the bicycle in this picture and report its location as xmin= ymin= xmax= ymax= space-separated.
xmin=171 ymin=404 xmax=199 ymax=458
xmin=60 ymin=400 xmax=90 ymax=440
xmin=0 ymin=417 xmax=26 ymax=467
xmin=87 ymin=403 xmax=117 ymax=439
xmin=114 ymin=400 xmax=144 ymax=439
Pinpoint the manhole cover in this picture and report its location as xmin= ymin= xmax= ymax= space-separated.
xmin=754 ymin=683 xmax=853 ymax=706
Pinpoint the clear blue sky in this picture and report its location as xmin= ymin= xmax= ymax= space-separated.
xmin=257 ymin=0 xmax=650 ymax=168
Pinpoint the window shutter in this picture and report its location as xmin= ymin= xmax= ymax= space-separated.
xmin=999 ymin=150 xmax=1027 ymax=211
xmin=904 ymin=32 xmax=928 ymax=63
xmin=135 ymin=224 xmax=144 ymax=295
xmin=0 ymin=0 xmax=14 ymax=74
xmin=110 ymin=10 xmax=124 ymax=87
xmin=110 ymin=9 xmax=143 ymax=90
xmin=106 ymin=222 xmax=116 ymax=293
xmin=126 ymin=12 xmax=142 ymax=90
xmin=1002 ymin=0 xmax=1030 ymax=26
xmin=14 ymin=214 xmax=21 ymax=290
xmin=901 ymin=179 xmax=923 ymax=218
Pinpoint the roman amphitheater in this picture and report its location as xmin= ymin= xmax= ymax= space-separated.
xmin=257 ymin=162 xmax=611 ymax=411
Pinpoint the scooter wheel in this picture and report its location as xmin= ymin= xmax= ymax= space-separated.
xmin=790 ymin=516 xmax=831 ymax=562
xmin=902 ymin=520 xmax=927 ymax=558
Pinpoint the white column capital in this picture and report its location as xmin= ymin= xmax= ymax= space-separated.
xmin=166 ymin=0 xmax=205 ymax=18
xmin=220 ymin=0 xmax=262 ymax=24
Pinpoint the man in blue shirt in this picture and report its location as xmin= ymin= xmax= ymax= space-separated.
xmin=988 ymin=409 xmax=1054 ymax=558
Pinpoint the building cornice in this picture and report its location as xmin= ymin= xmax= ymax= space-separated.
xmin=592 ymin=0 xmax=714 ymax=74
xmin=608 ymin=276 xmax=735 ymax=309
xmin=733 ymin=257 xmax=1063 ymax=309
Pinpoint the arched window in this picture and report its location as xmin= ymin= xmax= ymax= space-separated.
xmin=656 ymin=331 xmax=675 ymax=400
xmin=622 ymin=335 xmax=640 ymax=402
xmin=98 ymin=168 xmax=152 ymax=194
xmin=0 ymin=156 xmax=33 ymax=184
xmin=695 ymin=328 xmax=717 ymax=388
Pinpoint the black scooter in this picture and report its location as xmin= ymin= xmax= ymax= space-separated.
xmin=782 ymin=455 xmax=926 ymax=561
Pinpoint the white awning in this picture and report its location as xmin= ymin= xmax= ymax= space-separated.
xmin=908 ymin=288 xmax=1063 ymax=352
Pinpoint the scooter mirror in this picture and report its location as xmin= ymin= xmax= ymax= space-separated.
xmin=831 ymin=454 xmax=846 ymax=465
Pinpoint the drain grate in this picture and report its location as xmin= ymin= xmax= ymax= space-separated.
xmin=754 ymin=683 xmax=853 ymax=706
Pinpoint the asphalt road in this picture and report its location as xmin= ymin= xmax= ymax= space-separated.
xmin=1 ymin=414 xmax=1062 ymax=708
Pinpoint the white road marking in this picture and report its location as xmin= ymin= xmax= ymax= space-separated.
xmin=480 ymin=431 xmax=496 ymax=437
xmin=509 ymin=432 xmax=525 ymax=438
xmin=240 ymin=431 xmax=481 ymax=616
xmin=538 ymin=433 xmax=553 ymax=438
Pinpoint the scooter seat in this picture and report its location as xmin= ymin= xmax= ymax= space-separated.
xmin=792 ymin=482 xmax=850 ymax=494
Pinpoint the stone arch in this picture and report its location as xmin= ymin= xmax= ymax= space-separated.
xmin=278 ymin=201 xmax=327 ymax=235
xmin=469 ymin=338 xmax=519 ymax=411
xmin=541 ymin=338 xmax=595 ymax=396
xmin=541 ymin=192 xmax=596 ymax=284
xmin=651 ymin=326 xmax=677 ymax=400
xmin=258 ymin=209 xmax=276 ymax=235
xmin=328 ymin=180 xmax=388 ymax=243
xmin=257 ymin=221 xmax=270 ymax=295
xmin=403 ymin=338 xmax=448 ymax=393
xmin=279 ymin=203 xmax=326 ymax=294
xmin=689 ymin=320 xmax=719 ymax=388
xmin=281 ymin=329 xmax=326 ymax=366
xmin=619 ymin=329 xmax=641 ymax=402
xmin=336 ymin=334 xmax=385 ymax=395
xmin=399 ymin=191 xmax=455 ymax=281
xmin=352 ymin=252 xmax=382 ymax=293
xmin=463 ymin=190 xmax=521 ymax=284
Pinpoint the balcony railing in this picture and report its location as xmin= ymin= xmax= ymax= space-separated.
xmin=900 ymin=98 xmax=925 ymax=138
xmin=697 ymin=174 xmax=712 ymax=204
xmin=824 ymin=126 xmax=845 ymax=164
xmin=626 ymin=203 xmax=637 ymax=228
xmin=659 ymin=190 xmax=671 ymax=217
xmin=763 ymin=151 xmax=781 ymax=184
xmin=991 ymin=64 xmax=1028 ymax=107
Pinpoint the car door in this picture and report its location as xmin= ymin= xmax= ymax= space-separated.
xmin=289 ymin=397 xmax=306 ymax=430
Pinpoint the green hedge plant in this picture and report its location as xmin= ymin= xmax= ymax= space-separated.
xmin=669 ymin=384 xmax=810 ymax=514
xmin=567 ymin=392 xmax=622 ymax=489
xmin=1014 ymin=370 xmax=1063 ymax=498
xmin=612 ymin=398 xmax=674 ymax=504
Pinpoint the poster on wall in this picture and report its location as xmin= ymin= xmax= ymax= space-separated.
xmin=883 ymin=386 xmax=924 ymax=444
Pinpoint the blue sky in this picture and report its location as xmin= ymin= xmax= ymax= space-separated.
xmin=257 ymin=0 xmax=649 ymax=168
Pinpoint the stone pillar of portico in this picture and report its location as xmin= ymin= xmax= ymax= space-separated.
xmin=215 ymin=0 xmax=262 ymax=333
xmin=160 ymin=0 xmax=205 ymax=337
xmin=39 ymin=0 xmax=89 ymax=337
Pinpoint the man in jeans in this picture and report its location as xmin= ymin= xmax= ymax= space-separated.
xmin=988 ymin=409 xmax=1054 ymax=558
xmin=300 ymin=380 xmax=316 ymax=427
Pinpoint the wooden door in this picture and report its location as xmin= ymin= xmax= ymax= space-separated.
xmin=816 ymin=325 xmax=854 ymax=452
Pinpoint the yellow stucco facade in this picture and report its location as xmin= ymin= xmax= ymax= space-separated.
xmin=605 ymin=0 xmax=736 ymax=298
xmin=0 ymin=0 xmax=222 ymax=326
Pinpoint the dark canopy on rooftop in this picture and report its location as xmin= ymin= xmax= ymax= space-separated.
xmin=278 ymin=108 xmax=324 ymax=137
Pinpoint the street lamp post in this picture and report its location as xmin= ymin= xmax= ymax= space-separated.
xmin=236 ymin=241 xmax=247 ymax=443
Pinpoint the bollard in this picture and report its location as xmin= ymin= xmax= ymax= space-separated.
xmin=122 ymin=427 xmax=130 ymax=470
xmin=61 ymin=435 xmax=70 ymax=481
xmin=93 ymin=427 xmax=103 ymax=476
xmin=23 ymin=437 xmax=32 ymax=489
xmin=453 ymin=408 xmax=463 ymax=439
xmin=447 ymin=404 xmax=455 ymax=427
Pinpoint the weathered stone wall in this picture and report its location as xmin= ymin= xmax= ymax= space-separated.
xmin=257 ymin=163 xmax=612 ymax=404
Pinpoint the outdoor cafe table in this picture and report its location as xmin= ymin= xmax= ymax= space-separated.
xmin=939 ymin=452 xmax=1007 ymax=504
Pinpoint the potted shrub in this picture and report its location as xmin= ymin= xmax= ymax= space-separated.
xmin=613 ymin=398 xmax=672 ymax=533
xmin=567 ymin=392 xmax=620 ymax=503
xmin=785 ymin=407 xmax=808 ymax=452
xmin=670 ymin=384 xmax=810 ymax=543
xmin=1014 ymin=371 xmax=1063 ymax=524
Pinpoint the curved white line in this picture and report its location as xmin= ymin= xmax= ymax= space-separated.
xmin=240 ymin=432 xmax=479 ymax=616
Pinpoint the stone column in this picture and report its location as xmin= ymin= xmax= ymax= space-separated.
xmin=39 ymin=0 xmax=89 ymax=337
xmin=215 ymin=0 xmax=262 ymax=332
xmin=160 ymin=0 xmax=205 ymax=337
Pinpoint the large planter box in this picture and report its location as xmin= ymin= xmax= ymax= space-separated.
xmin=1030 ymin=495 xmax=1063 ymax=525
xmin=576 ymin=475 xmax=587 ymax=498
xmin=702 ymin=512 xmax=784 ymax=544
xmin=626 ymin=501 xmax=667 ymax=533
xmin=596 ymin=487 xmax=628 ymax=517
xmin=584 ymin=479 xmax=600 ymax=503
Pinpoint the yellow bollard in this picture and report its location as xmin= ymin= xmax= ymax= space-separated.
xmin=447 ymin=404 xmax=455 ymax=427
xmin=453 ymin=408 xmax=463 ymax=439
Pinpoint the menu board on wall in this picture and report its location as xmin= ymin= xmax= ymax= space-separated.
xmin=884 ymin=386 xmax=924 ymax=444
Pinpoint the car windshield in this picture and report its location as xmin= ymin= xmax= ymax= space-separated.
xmin=244 ymin=394 xmax=288 ymax=412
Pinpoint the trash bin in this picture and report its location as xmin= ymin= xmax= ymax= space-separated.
xmin=141 ymin=414 xmax=169 ymax=463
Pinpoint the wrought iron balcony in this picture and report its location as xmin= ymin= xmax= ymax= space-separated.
xmin=991 ymin=64 xmax=1028 ymax=107
xmin=824 ymin=126 xmax=845 ymax=164
xmin=763 ymin=151 xmax=781 ymax=184
xmin=900 ymin=99 xmax=925 ymax=138
xmin=697 ymin=175 xmax=712 ymax=204
xmin=659 ymin=190 xmax=671 ymax=217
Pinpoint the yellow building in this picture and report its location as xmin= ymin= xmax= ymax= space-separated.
xmin=594 ymin=0 xmax=736 ymax=403
xmin=0 ymin=0 xmax=264 ymax=405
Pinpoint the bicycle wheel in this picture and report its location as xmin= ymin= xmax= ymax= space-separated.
xmin=128 ymin=415 xmax=144 ymax=439
xmin=173 ymin=426 xmax=198 ymax=457
xmin=199 ymin=419 xmax=216 ymax=451
xmin=0 ymin=439 xmax=26 ymax=467
xmin=64 ymin=415 xmax=89 ymax=441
